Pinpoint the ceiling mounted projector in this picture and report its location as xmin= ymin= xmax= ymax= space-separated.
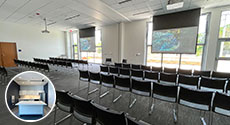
xmin=167 ymin=0 xmax=184 ymax=10
xmin=41 ymin=18 xmax=50 ymax=33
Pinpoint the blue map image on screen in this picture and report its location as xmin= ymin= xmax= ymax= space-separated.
xmin=80 ymin=38 xmax=91 ymax=51
xmin=152 ymin=31 xmax=179 ymax=52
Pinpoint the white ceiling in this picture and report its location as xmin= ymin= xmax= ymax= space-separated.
xmin=0 ymin=0 xmax=230 ymax=31
xmin=14 ymin=72 xmax=48 ymax=86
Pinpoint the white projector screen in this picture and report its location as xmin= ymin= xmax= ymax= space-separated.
xmin=151 ymin=26 xmax=198 ymax=54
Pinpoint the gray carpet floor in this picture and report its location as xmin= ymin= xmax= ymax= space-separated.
xmin=0 ymin=64 xmax=229 ymax=125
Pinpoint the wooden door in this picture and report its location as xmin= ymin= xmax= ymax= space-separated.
xmin=0 ymin=42 xmax=18 ymax=67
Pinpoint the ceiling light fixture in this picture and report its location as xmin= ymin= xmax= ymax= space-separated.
xmin=133 ymin=11 xmax=150 ymax=16
xmin=47 ymin=21 xmax=56 ymax=26
xmin=65 ymin=14 xmax=80 ymax=21
xmin=166 ymin=0 xmax=184 ymax=10
xmin=118 ymin=0 xmax=132 ymax=4
xmin=41 ymin=18 xmax=50 ymax=33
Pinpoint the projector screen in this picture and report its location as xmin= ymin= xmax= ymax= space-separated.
xmin=80 ymin=37 xmax=96 ymax=52
xmin=151 ymin=26 xmax=198 ymax=54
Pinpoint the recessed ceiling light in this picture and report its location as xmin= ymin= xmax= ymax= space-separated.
xmin=118 ymin=0 xmax=132 ymax=4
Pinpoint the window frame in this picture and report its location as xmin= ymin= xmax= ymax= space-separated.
xmin=215 ymin=10 xmax=230 ymax=71
xmin=72 ymin=31 xmax=80 ymax=59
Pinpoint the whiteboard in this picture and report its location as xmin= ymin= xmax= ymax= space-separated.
xmin=151 ymin=26 xmax=198 ymax=54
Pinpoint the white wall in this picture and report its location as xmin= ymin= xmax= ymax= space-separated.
xmin=123 ymin=19 xmax=147 ymax=64
xmin=101 ymin=20 xmax=148 ymax=64
xmin=101 ymin=24 xmax=119 ymax=63
xmin=0 ymin=21 xmax=66 ymax=61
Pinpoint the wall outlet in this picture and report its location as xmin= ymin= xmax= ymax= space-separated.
xmin=136 ymin=53 xmax=141 ymax=56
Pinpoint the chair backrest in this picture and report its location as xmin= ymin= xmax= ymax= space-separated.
xmin=122 ymin=59 xmax=127 ymax=63
xmin=70 ymin=95 xmax=95 ymax=123
xmin=212 ymin=71 xmax=230 ymax=79
xmin=178 ymin=87 xmax=213 ymax=111
xmin=56 ymin=90 xmax=73 ymax=111
xmin=2 ymin=67 xmax=7 ymax=76
xmin=114 ymin=76 xmax=131 ymax=90
xmin=152 ymin=66 xmax=162 ymax=72
xmin=100 ymin=65 xmax=108 ymax=73
xmin=115 ymin=63 xmax=122 ymax=68
xmin=160 ymin=73 xmax=177 ymax=85
xmin=105 ymin=58 xmax=112 ymax=63
xmin=144 ymin=71 xmax=159 ymax=81
xmin=164 ymin=67 xmax=177 ymax=73
xmin=89 ymin=72 xmax=101 ymax=82
xmin=109 ymin=66 xmax=119 ymax=74
xmin=141 ymin=65 xmax=151 ymax=71
xmin=178 ymin=69 xmax=192 ymax=75
xmin=79 ymin=70 xmax=89 ymax=80
xmin=101 ymin=74 xmax=114 ymax=85
xmin=131 ymin=64 xmax=141 ymax=69
xmin=126 ymin=116 xmax=142 ymax=125
xmin=92 ymin=103 xmax=126 ymax=125
xmin=122 ymin=63 xmax=130 ymax=68
xmin=178 ymin=75 xmax=199 ymax=88
xmin=131 ymin=69 xmax=143 ymax=78
xmin=131 ymin=79 xmax=151 ymax=97
xmin=152 ymin=82 xmax=178 ymax=102
xmin=119 ymin=68 xmax=130 ymax=76
xmin=200 ymin=77 xmax=227 ymax=92
xmin=212 ymin=92 xmax=230 ymax=116
xmin=193 ymin=70 xmax=211 ymax=77
xmin=227 ymin=83 xmax=230 ymax=93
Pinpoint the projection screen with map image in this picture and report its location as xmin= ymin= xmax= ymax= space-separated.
xmin=152 ymin=26 xmax=198 ymax=54
xmin=80 ymin=37 xmax=96 ymax=52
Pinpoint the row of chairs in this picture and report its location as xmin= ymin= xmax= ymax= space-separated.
xmin=100 ymin=67 xmax=230 ymax=93
xmin=110 ymin=63 xmax=230 ymax=78
xmin=14 ymin=59 xmax=49 ymax=72
xmin=101 ymin=65 xmax=230 ymax=79
xmin=78 ymin=70 xmax=230 ymax=125
xmin=0 ymin=66 xmax=8 ymax=85
xmin=49 ymin=57 xmax=88 ymax=65
xmin=34 ymin=58 xmax=73 ymax=68
xmin=55 ymin=90 xmax=150 ymax=125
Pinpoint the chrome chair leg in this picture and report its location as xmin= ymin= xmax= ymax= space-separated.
xmin=100 ymin=87 xmax=110 ymax=99
xmin=129 ymin=94 xmax=137 ymax=109
xmin=173 ymin=103 xmax=178 ymax=123
xmin=54 ymin=105 xmax=57 ymax=125
xmin=148 ymin=98 xmax=154 ymax=115
xmin=200 ymin=111 xmax=207 ymax=125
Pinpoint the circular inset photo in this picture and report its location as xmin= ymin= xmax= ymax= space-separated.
xmin=5 ymin=71 xmax=56 ymax=122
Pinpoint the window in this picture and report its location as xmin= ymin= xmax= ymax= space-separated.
xmin=79 ymin=30 xmax=102 ymax=63
xmin=73 ymin=32 xmax=79 ymax=59
xmin=146 ymin=14 xmax=209 ymax=70
xmin=216 ymin=11 xmax=230 ymax=72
